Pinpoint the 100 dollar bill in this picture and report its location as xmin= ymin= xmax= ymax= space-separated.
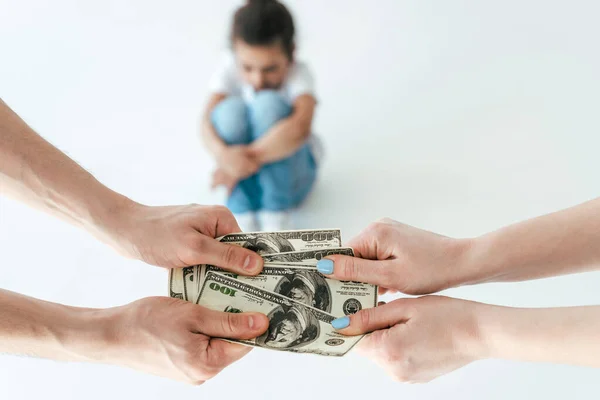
xmin=182 ymin=265 xmax=200 ymax=302
xmin=263 ymin=247 xmax=355 ymax=266
xmin=183 ymin=229 xmax=343 ymax=302
xmin=168 ymin=268 xmax=184 ymax=300
xmin=201 ymin=264 xmax=377 ymax=317
xmin=197 ymin=271 xmax=363 ymax=356
xmin=216 ymin=229 xmax=342 ymax=255
xmin=191 ymin=246 xmax=356 ymax=304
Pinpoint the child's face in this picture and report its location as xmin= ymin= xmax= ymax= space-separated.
xmin=234 ymin=39 xmax=291 ymax=92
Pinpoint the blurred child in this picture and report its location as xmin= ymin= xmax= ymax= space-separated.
xmin=201 ymin=0 xmax=320 ymax=231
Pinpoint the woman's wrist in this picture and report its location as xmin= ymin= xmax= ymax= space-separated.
xmin=464 ymin=302 xmax=536 ymax=363
xmin=431 ymin=236 xmax=485 ymax=291
xmin=454 ymin=301 xmax=495 ymax=362
xmin=450 ymin=233 xmax=510 ymax=289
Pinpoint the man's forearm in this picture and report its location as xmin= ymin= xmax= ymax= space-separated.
xmin=457 ymin=198 xmax=600 ymax=286
xmin=0 ymin=100 xmax=136 ymax=246
xmin=0 ymin=289 xmax=113 ymax=363
xmin=476 ymin=304 xmax=600 ymax=368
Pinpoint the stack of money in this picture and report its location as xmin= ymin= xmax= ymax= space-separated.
xmin=168 ymin=229 xmax=378 ymax=356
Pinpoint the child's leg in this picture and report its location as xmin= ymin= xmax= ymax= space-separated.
xmin=211 ymin=97 xmax=261 ymax=216
xmin=248 ymin=91 xmax=317 ymax=214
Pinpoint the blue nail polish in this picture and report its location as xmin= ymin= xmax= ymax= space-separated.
xmin=331 ymin=316 xmax=350 ymax=330
xmin=317 ymin=259 xmax=334 ymax=274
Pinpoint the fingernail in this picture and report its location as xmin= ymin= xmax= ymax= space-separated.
xmin=331 ymin=316 xmax=350 ymax=330
xmin=317 ymin=259 xmax=334 ymax=274
xmin=249 ymin=314 xmax=267 ymax=330
xmin=243 ymin=255 xmax=260 ymax=272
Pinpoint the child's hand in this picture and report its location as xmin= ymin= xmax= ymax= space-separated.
xmin=211 ymin=168 xmax=238 ymax=194
xmin=217 ymin=145 xmax=260 ymax=181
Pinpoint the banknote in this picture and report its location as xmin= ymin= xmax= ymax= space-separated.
xmin=216 ymin=229 xmax=342 ymax=255
xmin=196 ymin=271 xmax=363 ymax=356
xmin=168 ymin=268 xmax=184 ymax=300
xmin=181 ymin=266 xmax=201 ymax=302
xmin=201 ymin=264 xmax=377 ymax=317
xmin=182 ymin=229 xmax=343 ymax=301
xmin=262 ymin=247 xmax=355 ymax=266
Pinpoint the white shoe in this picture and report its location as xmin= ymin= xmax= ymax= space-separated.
xmin=234 ymin=212 xmax=259 ymax=232
xmin=259 ymin=210 xmax=293 ymax=231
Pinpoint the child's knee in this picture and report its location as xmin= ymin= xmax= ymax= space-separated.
xmin=211 ymin=96 xmax=249 ymax=144
xmin=250 ymin=90 xmax=292 ymax=127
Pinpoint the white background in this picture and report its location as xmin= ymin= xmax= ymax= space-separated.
xmin=1 ymin=0 xmax=600 ymax=398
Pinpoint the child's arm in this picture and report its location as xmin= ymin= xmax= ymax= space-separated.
xmin=201 ymin=93 xmax=228 ymax=158
xmin=249 ymin=94 xmax=316 ymax=164
xmin=201 ymin=93 xmax=259 ymax=182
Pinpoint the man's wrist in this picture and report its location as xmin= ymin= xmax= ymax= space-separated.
xmin=85 ymin=187 xmax=143 ymax=258
xmin=54 ymin=305 xmax=121 ymax=363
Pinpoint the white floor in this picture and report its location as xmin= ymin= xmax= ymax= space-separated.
xmin=1 ymin=0 xmax=600 ymax=398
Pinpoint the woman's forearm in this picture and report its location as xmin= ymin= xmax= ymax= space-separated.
xmin=477 ymin=304 xmax=600 ymax=367
xmin=459 ymin=198 xmax=600 ymax=286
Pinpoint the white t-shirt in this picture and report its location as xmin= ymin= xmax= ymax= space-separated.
xmin=208 ymin=53 xmax=316 ymax=104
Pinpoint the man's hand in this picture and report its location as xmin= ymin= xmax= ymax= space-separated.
xmin=105 ymin=203 xmax=263 ymax=272
xmin=0 ymin=290 xmax=268 ymax=384
xmin=102 ymin=297 xmax=268 ymax=384
xmin=1 ymin=100 xmax=264 ymax=273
